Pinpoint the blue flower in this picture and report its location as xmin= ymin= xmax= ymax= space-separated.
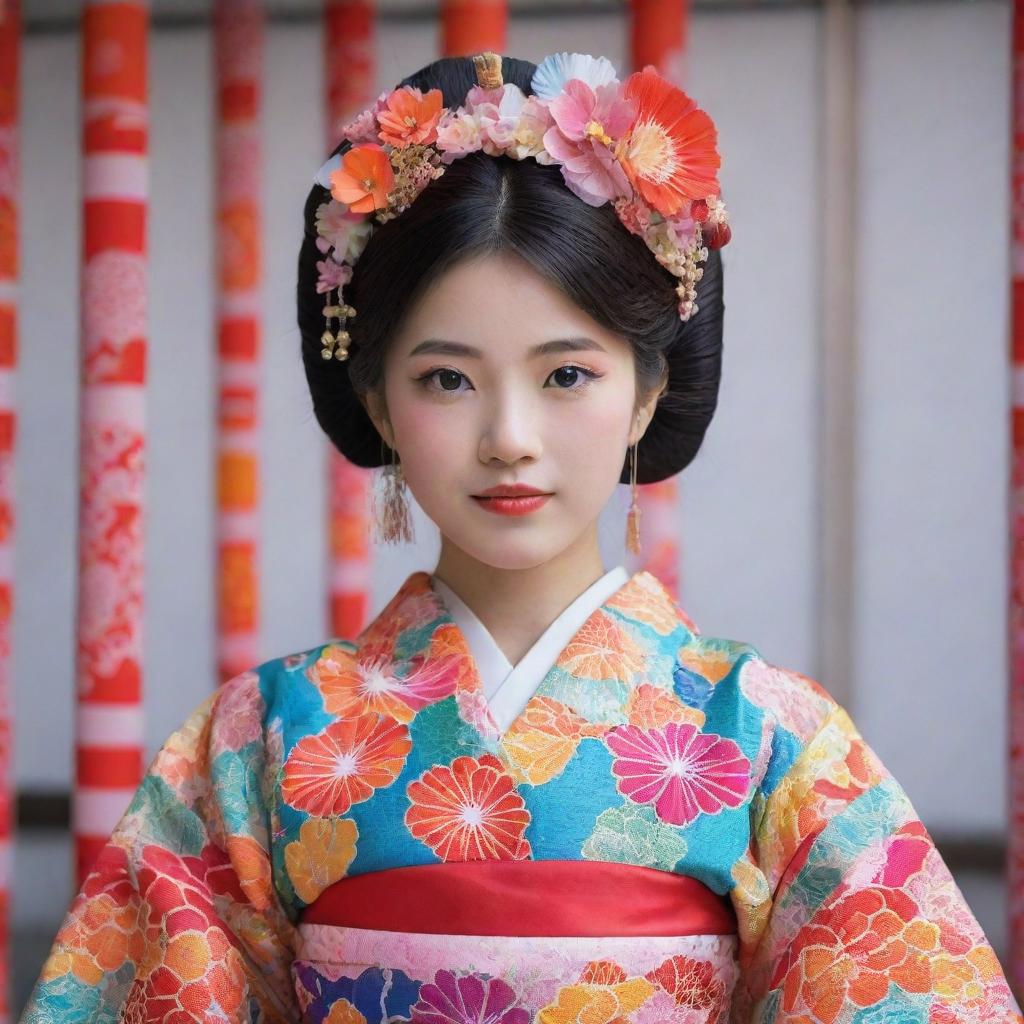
xmin=295 ymin=962 xmax=420 ymax=1024
xmin=672 ymin=663 xmax=713 ymax=710
xmin=530 ymin=52 xmax=619 ymax=100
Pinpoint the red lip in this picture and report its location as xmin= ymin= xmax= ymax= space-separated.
xmin=474 ymin=484 xmax=551 ymax=497
xmin=471 ymin=493 xmax=552 ymax=516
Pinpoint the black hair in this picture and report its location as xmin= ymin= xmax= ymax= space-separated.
xmin=297 ymin=54 xmax=724 ymax=484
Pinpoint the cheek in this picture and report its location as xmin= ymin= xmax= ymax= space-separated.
xmin=387 ymin=392 xmax=469 ymax=483
xmin=546 ymin=394 xmax=633 ymax=470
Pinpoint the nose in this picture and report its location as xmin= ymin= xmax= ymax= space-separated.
xmin=477 ymin=390 xmax=543 ymax=466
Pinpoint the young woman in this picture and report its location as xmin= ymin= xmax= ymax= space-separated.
xmin=23 ymin=51 xmax=1021 ymax=1023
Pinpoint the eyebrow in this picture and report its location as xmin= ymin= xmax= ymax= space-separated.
xmin=407 ymin=337 xmax=607 ymax=359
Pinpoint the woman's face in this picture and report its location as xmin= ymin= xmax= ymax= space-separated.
xmin=366 ymin=252 xmax=660 ymax=571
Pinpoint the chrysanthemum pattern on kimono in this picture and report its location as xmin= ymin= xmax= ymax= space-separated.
xmin=21 ymin=570 xmax=1023 ymax=1023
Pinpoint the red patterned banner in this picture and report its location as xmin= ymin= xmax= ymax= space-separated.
xmin=324 ymin=0 xmax=375 ymax=639
xmin=625 ymin=0 xmax=688 ymax=597
xmin=439 ymin=0 xmax=506 ymax=58
xmin=213 ymin=0 xmax=264 ymax=682
xmin=75 ymin=0 xmax=148 ymax=885
xmin=629 ymin=0 xmax=687 ymax=81
xmin=0 ymin=0 xmax=16 ymax=1013
xmin=1009 ymin=0 xmax=1024 ymax=997
xmin=324 ymin=0 xmax=374 ymax=151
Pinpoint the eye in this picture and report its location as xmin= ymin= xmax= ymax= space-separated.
xmin=416 ymin=367 xmax=472 ymax=393
xmin=546 ymin=365 xmax=601 ymax=391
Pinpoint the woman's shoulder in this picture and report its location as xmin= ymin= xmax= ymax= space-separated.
xmin=211 ymin=636 xmax=359 ymax=728
xmin=729 ymin=646 xmax=841 ymax=744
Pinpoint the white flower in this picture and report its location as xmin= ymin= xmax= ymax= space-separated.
xmin=477 ymin=84 xmax=530 ymax=154
xmin=530 ymin=52 xmax=619 ymax=101
xmin=315 ymin=200 xmax=374 ymax=263
xmin=314 ymin=152 xmax=342 ymax=189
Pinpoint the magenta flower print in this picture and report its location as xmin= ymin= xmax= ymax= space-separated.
xmin=411 ymin=970 xmax=530 ymax=1024
xmin=606 ymin=722 xmax=750 ymax=826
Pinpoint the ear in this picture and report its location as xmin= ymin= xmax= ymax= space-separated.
xmin=631 ymin=372 xmax=667 ymax=445
xmin=362 ymin=389 xmax=395 ymax=450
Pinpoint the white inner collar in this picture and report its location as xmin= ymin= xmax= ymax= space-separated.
xmin=431 ymin=565 xmax=630 ymax=731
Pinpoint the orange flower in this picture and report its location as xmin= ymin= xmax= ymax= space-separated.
xmin=428 ymin=622 xmax=478 ymax=692
xmin=499 ymin=696 xmax=599 ymax=785
xmin=330 ymin=144 xmax=395 ymax=214
xmin=646 ymin=954 xmax=727 ymax=1010
xmin=325 ymin=999 xmax=368 ymax=1024
xmin=405 ymin=753 xmax=532 ymax=860
xmin=311 ymin=644 xmax=460 ymax=724
xmin=617 ymin=67 xmax=721 ymax=217
xmin=626 ymin=682 xmax=704 ymax=731
xmin=46 ymin=896 xmax=145 ymax=985
xmin=555 ymin=608 xmax=647 ymax=683
xmin=537 ymin=975 xmax=655 ymax=1024
xmin=285 ymin=816 xmax=358 ymax=904
xmin=606 ymin=572 xmax=682 ymax=636
xmin=377 ymin=86 xmax=443 ymax=148
xmin=773 ymin=887 xmax=934 ymax=1024
xmin=282 ymin=715 xmax=412 ymax=816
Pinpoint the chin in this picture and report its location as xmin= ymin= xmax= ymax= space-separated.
xmin=442 ymin=527 xmax=562 ymax=572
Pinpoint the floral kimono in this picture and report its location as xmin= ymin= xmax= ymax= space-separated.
xmin=21 ymin=568 xmax=1023 ymax=1023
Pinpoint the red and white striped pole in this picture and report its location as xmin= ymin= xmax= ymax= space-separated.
xmin=213 ymin=0 xmax=264 ymax=683
xmin=75 ymin=0 xmax=148 ymax=884
xmin=439 ymin=0 xmax=506 ymax=58
xmin=0 ymin=0 xmax=17 ymax=1012
xmin=1007 ymin=0 xmax=1024 ymax=997
xmin=625 ymin=0 xmax=689 ymax=597
xmin=324 ymin=0 xmax=375 ymax=639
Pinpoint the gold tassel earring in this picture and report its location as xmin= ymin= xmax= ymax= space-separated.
xmin=625 ymin=436 xmax=642 ymax=555
xmin=372 ymin=444 xmax=414 ymax=545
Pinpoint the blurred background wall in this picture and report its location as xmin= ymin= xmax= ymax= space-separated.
xmin=13 ymin=0 xmax=1012 ymax=1013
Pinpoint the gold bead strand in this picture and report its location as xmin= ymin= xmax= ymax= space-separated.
xmin=321 ymin=286 xmax=338 ymax=360
xmin=321 ymin=289 xmax=357 ymax=361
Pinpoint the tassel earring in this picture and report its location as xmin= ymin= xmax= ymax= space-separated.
xmin=625 ymin=436 xmax=642 ymax=555
xmin=372 ymin=444 xmax=414 ymax=545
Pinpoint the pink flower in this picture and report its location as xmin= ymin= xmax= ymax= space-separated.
xmin=633 ymin=989 xmax=705 ymax=1024
xmin=340 ymin=90 xmax=389 ymax=144
xmin=613 ymin=196 xmax=654 ymax=235
xmin=542 ymin=80 xmax=636 ymax=205
xmin=544 ymin=128 xmax=632 ymax=205
xmin=548 ymin=79 xmax=635 ymax=145
xmin=211 ymin=671 xmax=263 ymax=753
xmin=606 ymin=721 xmax=750 ymax=826
xmin=436 ymin=110 xmax=485 ymax=163
xmin=507 ymin=96 xmax=555 ymax=163
xmin=464 ymin=84 xmax=505 ymax=112
xmin=662 ymin=212 xmax=698 ymax=251
xmin=315 ymin=258 xmax=352 ymax=295
xmin=473 ymin=84 xmax=531 ymax=156
xmin=455 ymin=688 xmax=499 ymax=740
xmin=438 ymin=84 xmax=528 ymax=160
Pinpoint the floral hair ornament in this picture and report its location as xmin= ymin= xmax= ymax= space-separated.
xmin=312 ymin=50 xmax=732 ymax=361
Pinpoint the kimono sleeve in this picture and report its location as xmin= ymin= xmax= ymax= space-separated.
xmin=729 ymin=657 xmax=1022 ymax=1024
xmin=21 ymin=669 xmax=299 ymax=1023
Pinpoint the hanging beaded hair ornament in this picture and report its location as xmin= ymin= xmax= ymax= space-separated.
xmin=311 ymin=50 xmax=732 ymax=364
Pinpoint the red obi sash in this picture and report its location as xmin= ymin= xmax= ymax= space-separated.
xmin=301 ymin=860 xmax=737 ymax=936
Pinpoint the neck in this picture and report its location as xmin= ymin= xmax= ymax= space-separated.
xmin=432 ymin=525 xmax=608 ymax=665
